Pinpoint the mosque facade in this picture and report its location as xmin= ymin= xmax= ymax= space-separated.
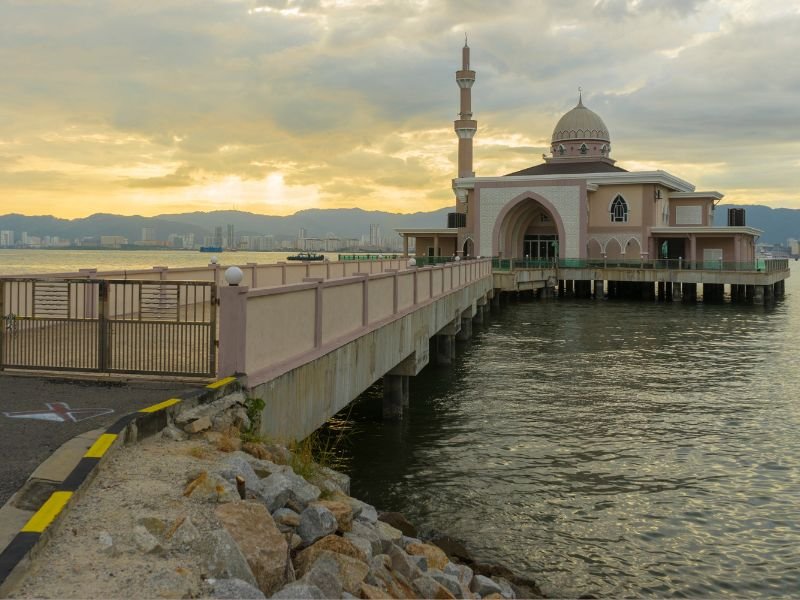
xmin=398 ymin=43 xmax=760 ymax=266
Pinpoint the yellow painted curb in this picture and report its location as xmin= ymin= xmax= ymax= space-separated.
xmin=21 ymin=492 xmax=73 ymax=534
xmin=139 ymin=398 xmax=181 ymax=413
xmin=206 ymin=376 xmax=236 ymax=390
xmin=84 ymin=434 xmax=118 ymax=459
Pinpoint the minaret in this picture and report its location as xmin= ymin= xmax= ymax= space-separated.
xmin=454 ymin=36 xmax=477 ymax=178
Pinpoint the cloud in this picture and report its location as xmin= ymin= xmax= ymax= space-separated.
xmin=0 ymin=0 xmax=797 ymax=217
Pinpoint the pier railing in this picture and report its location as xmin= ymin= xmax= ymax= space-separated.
xmin=217 ymin=258 xmax=493 ymax=383
xmin=492 ymin=258 xmax=790 ymax=273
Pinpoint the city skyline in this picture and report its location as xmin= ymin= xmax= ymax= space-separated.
xmin=2 ymin=0 xmax=799 ymax=219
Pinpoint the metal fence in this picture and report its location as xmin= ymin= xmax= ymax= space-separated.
xmin=0 ymin=278 xmax=216 ymax=377
xmin=491 ymin=258 xmax=790 ymax=272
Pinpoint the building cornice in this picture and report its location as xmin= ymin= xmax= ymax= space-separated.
xmin=670 ymin=191 xmax=724 ymax=200
xmin=650 ymin=226 xmax=762 ymax=236
xmin=454 ymin=170 xmax=696 ymax=192
xmin=395 ymin=228 xmax=458 ymax=236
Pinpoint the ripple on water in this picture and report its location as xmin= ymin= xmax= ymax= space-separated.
xmin=328 ymin=270 xmax=800 ymax=598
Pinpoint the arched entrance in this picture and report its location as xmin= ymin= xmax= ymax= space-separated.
xmin=492 ymin=193 xmax=566 ymax=259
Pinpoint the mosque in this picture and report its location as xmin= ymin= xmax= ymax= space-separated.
xmin=398 ymin=42 xmax=760 ymax=266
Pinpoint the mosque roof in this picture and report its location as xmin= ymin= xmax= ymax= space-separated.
xmin=551 ymin=95 xmax=610 ymax=143
xmin=505 ymin=161 xmax=627 ymax=177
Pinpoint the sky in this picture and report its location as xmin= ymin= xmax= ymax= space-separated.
xmin=1 ymin=0 xmax=799 ymax=218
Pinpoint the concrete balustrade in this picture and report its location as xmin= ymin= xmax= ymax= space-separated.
xmin=217 ymin=259 xmax=493 ymax=441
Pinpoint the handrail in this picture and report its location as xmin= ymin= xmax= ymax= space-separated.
xmin=490 ymin=257 xmax=790 ymax=273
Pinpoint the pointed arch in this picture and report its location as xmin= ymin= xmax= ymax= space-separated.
xmin=491 ymin=192 xmax=566 ymax=258
xmin=609 ymin=194 xmax=628 ymax=223
xmin=624 ymin=237 xmax=641 ymax=259
xmin=587 ymin=238 xmax=603 ymax=259
xmin=605 ymin=238 xmax=623 ymax=259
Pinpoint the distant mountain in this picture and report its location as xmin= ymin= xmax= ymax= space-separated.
xmin=156 ymin=208 xmax=452 ymax=239
xmin=0 ymin=207 xmax=451 ymax=242
xmin=713 ymin=205 xmax=800 ymax=244
xmin=2 ymin=204 xmax=796 ymax=245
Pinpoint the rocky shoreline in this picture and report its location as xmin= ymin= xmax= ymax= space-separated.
xmin=12 ymin=392 xmax=543 ymax=599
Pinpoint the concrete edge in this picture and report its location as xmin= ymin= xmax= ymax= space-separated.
xmin=0 ymin=375 xmax=243 ymax=597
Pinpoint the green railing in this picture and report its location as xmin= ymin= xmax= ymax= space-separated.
xmin=414 ymin=256 xmax=456 ymax=266
xmin=490 ymin=257 xmax=790 ymax=273
xmin=338 ymin=254 xmax=401 ymax=261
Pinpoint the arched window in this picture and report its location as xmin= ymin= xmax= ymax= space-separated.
xmin=610 ymin=195 xmax=628 ymax=223
xmin=600 ymin=144 xmax=607 ymax=155
xmin=580 ymin=143 xmax=588 ymax=155
xmin=558 ymin=144 xmax=565 ymax=155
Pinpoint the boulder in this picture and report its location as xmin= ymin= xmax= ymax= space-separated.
xmin=215 ymin=501 xmax=289 ymax=596
xmin=409 ymin=554 xmax=428 ymax=573
xmin=401 ymin=535 xmax=423 ymax=548
xmin=245 ymin=456 xmax=285 ymax=478
xmin=342 ymin=534 xmax=373 ymax=563
xmin=493 ymin=577 xmax=517 ymax=599
xmin=471 ymin=575 xmax=504 ymax=597
xmin=211 ymin=578 xmax=266 ymax=599
xmin=387 ymin=543 xmax=422 ymax=581
xmin=170 ymin=516 xmax=200 ymax=548
xmin=216 ymin=453 xmax=261 ymax=492
xmin=310 ymin=499 xmax=353 ymax=532
xmin=184 ymin=415 xmax=212 ymax=434
xmin=406 ymin=542 xmax=449 ymax=571
xmin=257 ymin=471 xmax=321 ymax=513
xmin=197 ymin=529 xmax=259 ymax=589
xmin=299 ymin=553 xmax=342 ymax=599
xmin=374 ymin=521 xmax=403 ymax=552
xmin=429 ymin=534 xmax=472 ymax=563
xmin=413 ymin=575 xmax=457 ymax=600
xmin=297 ymin=549 xmax=369 ymax=596
xmin=270 ymin=582 xmax=326 ymax=599
xmin=349 ymin=521 xmax=382 ymax=557
xmin=360 ymin=582 xmax=392 ymax=599
xmin=297 ymin=505 xmax=337 ymax=547
xmin=378 ymin=512 xmax=417 ymax=538
xmin=444 ymin=562 xmax=474 ymax=589
xmin=350 ymin=498 xmax=378 ymax=524
xmin=161 ymin=424 xmax=187 ymax=441
xmin=272 ymin=508 xmax=300 ymax=529
xmin=133 ymin=525 xmax=164 ymax=555
xmin=295 ymin=535 xmax=368 ymax=570
xmin=429 ymin=569 xmax=469 ymax=599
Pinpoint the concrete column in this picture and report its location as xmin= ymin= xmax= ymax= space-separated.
xmin=435 ymin=334 xmax=456 ymax=365
xmin=682 ymin=283 xmax=697 ymax=303
xmin=457 ymin=315 xmax=472 ymax=341
xmin=473 ymin=302 xmax=485 ymax=326
xmin=764 ymin=284 xmax=773 ymax=304
xmin=382 ymin=374 xmax=406 ymax=420
xmin=753 ymin=285 xmax=765 ymax=305
xmin=657 ymin=281 xmax=665 ymax=301
xmin=401 ymin=375 xmax=410 ymax=411
xmin=218 ymin=285 xmax=250 ymax=377
xmin=403 ymin=235 xmax=409 ymax=258
xmin=689 ymin=234 xmax=697 ymax=264
xmin=433 ymin=234 xmax=439 ymax=258
xmin=665 ymin=282 xmax=673 ymax=302
xmin=491 ymin=292 xmax=501 ymax=310
xmin=594 ymin=280 xmax=604 ymax=299
xmin=745 ymin=285 xmax=755 ymax=303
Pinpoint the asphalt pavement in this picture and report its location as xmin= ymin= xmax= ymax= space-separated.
xmin=0 ymin=374 xmax=192 ymax=507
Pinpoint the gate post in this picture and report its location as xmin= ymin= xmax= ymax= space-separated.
xmin=0 ymin=279 xmax=5 ymax=370
xmin=218 ymin=285 xmax=249 ymax=378
xmin=98 ymin=280 xmax=109 ymax=371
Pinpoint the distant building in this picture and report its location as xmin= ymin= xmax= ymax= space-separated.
xmin=214 ymin=226 xmax=223 ymax=248
xmin=788 ymin=239 xmax=799 ymax=256
xmin=182 ymin=233 xmax=195 ymax=249
xmin=226 ymin=224 xmax=235 ymax=250
xmin=369 ymin=224 xmax=380 ymax=247
xmin=100 ymin=235 xmax=128 ymax=248
xmin=0 ymin=230 xmax=14 ymax=247
xmin=141 ymin=227 xmax=156 ymax=242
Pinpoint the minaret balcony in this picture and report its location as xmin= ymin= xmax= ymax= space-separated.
xmin=454 ymin=119 xmax=477 ymax=139
xmin=456 ymin=70 xmax=475 ymax=88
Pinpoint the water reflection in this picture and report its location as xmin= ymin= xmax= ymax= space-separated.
xmin=325 ymin=272 xmax=800 ymax=597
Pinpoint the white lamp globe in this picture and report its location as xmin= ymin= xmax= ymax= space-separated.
xmin=455 ymin=256 xmax=461 ymax=262
xmin=210 ymin=255 xmax=219 ymax=265
xmin=225 ymin=266 xmax=244 ymax=286
xmin=407 ymin=258 xmax=417 ymax=267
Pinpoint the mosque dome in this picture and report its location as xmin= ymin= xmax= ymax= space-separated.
xmin=551 ymin=96 xmax=610 ymax=144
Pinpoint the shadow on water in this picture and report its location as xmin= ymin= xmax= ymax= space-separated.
xmin=320 ymin=271 xmax=800 ymax=598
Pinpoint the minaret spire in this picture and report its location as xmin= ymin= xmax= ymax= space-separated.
xmin=454 ymin=37 xmax=477 ymax=178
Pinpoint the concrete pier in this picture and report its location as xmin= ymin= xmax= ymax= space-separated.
xmin=753 ymin=285 xmax=765 ymax=305
xmin=435 ymin=333 xmax=456 ymax=365
xmin=682 ymin=283 xmax=697 ymax=303
xmin=457 ymin=313 xmax=473 ymax=341
xmin=382 ymin=374 xmax=407 ymax=420
xmin=594 ymin=280 xmax=604 ymax=299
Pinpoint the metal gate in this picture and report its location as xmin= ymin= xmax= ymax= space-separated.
xmin=0 ymin=278 xmax=216 ymax=377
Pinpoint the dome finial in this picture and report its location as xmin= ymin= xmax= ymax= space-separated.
xmin=577 ymin=86 xmax=584 ymax=107
xmin=464 ymin=32 xmax=468 ymax=47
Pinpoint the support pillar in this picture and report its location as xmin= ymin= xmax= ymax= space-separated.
xmin=753 ymin=285 xmax=765 ymax=305
xmin=594 ymin=280 xmax=604 ymax=299
xmin=435 ymin=334 xmax=456 ymax=365
xmin=682 ymin=283 xmax=697 ymax=303
xmin=665 ymin=282 xmax=673 ymax=302
xmin=457 ymin=315 xmax=473 ymax=342
xmin=657 ymin=281 xmax=665 ymax=302
xmin=491 ymin=292 xmax=501 ymax=310
xmin=558 ymin=280 xmax=565 ymax=297
xmin=402 ymin=375 xmax=410 ymax=411
xmin=745 ymin=285 xmax=755 ymax=303
xmin=382 ymin=374 xmax=406 ymax=420
xmin=473 ymin=303 xmax=485 ymax=326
